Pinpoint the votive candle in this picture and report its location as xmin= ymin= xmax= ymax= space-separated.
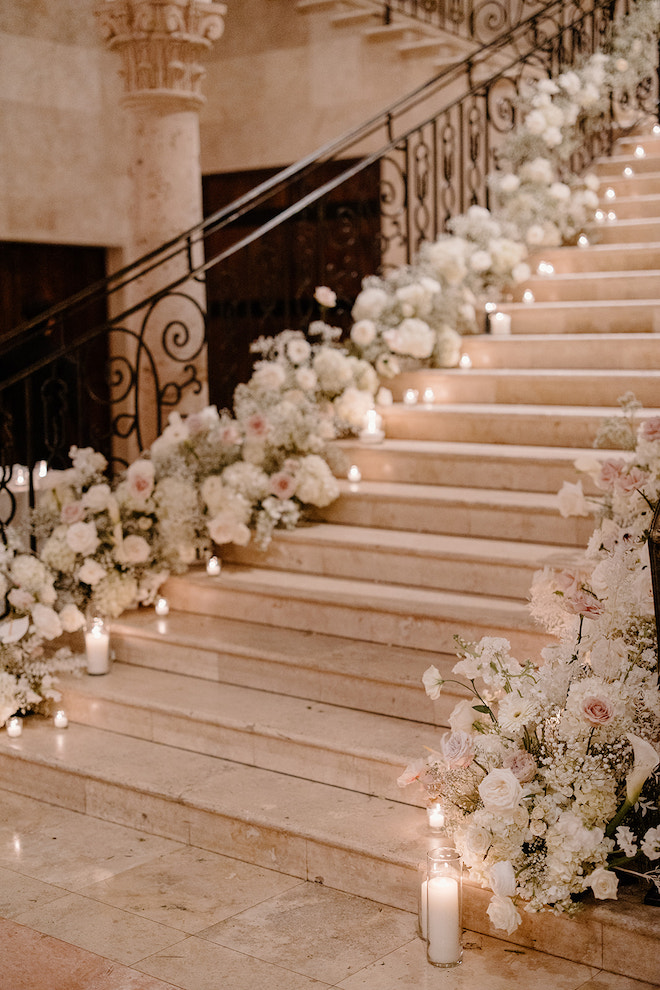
xmin=206 ymin=555 xmax=221 ymax=576
xmin=491 ymin=312 xmax=511 ymax=335
xmin=427 ymin=802 xmax=445 ymax=831
xmin=53 ymin=710 xmax=69 ymax=729
xmin=403 ymin=388 xmax=419 ymax=405
xmin=6 ymin=717 xmax=22 ymax=738
xmin=155 ymin=597 xmax=170 ymax=616
xmin=422 ymin=387 xmax=435 ymax=405
xmin=347 ymin=465 xmax=362 ymax=484
xmin=359 ymin=409 xmax=384 ymax=443
xmin=85 ymin=617 xmax=111 ymax=675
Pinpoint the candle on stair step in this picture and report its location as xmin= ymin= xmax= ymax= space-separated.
xmin=155 ymin=597 xmax=170 ymax=616
xmin=347 ymin=464 xmax=362 ymax=485
xmin=206 ymin=555 xmax=221 ymax=576
xmin=359 ymin=409 xmax=384 ymax=443
xmin=403 ymin=388 xmax=419 ymax=405
xmin=426 ymin=848 xmax=463 ymax=968
xmin=491 ymin=312 xmax=511 ymax=335
xmin=53 ymin=710 xmax=68 ymax=729
xmin=6 ymin=717 xmax=22 ymax=738
xmin=85 ymin=617 xmax=111 ymax=675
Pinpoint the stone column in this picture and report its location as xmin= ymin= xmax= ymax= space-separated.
xmin=96 ymin=0 xmax=227 ymax=460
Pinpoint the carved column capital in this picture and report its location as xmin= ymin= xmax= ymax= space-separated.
xmin=96 ymin=0 xmax=227 ymax=112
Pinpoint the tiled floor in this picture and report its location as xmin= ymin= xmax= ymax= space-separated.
xmin=0 ymin=787 xmax=657 ymax=990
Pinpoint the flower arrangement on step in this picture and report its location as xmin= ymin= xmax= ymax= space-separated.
xmin=0 ymin=534 xmax=86 ymax=725
xmin=399 ymin=397 xmax=660 ymax=931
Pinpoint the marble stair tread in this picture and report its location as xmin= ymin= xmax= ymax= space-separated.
xmin=529 ymin=241 xmax=660 ymax=272
xmin=317 ymin=480 xmax=594 ymax=546
xmin=595 ymin=172 xmax=660 ymax=196
xmin=59 ymin=662 xmax=444 ymax=805
xmin=594 ymin=152 xmax=660 ymax=174
xmin=515 ymin=270 xmax=660 ymax=302
xmin=387 ymin=368 xmax=660 ymax=406
xmin=459 ymin=332 xmax=660 ymax=369
xmin=590 ymin=216 xmax=660 ymax=242
xmin=600 ymin=194 xmax=660 ymax=219
xmin=379 ymin=402 xmax=650 ymax=447
xmin=0 ymin=721 xmax=657 ymax=981
xmin=161 ymin=564 xmax=549 ymax=655
xmin=110 ymin=608 xmax=462 ymax=724
xmin=336 ymin=437 xmax=609 ymax=489
xmin=222 ymin=523 xmax=582 ymax=599
xmin=500 ymin=298 xmax=660 ymax=334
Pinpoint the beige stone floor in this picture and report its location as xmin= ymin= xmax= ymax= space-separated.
xmin=0 ymin=787 xmax=657 ymax=990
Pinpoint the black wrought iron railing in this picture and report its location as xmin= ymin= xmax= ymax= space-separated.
xmin=0 ymin=0 xmax=655 ymax=534
xmin=379 ymin=0 xmax=549 ymax=43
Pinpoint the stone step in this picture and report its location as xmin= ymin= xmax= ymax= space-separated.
xmin=0 ymin=721 xmax=657 ymax=983
xmin=378 ymin=403 xmax=646 ymax=447
xmin=615 ymin=131 xmax=660 ymax=156
xmin=221 ymin=523 xmax=581 ymax=600
xmin=58 ymin=663 xmax=442 ymax=807
xmin=335 ymin=438 xmax=605 ymax=490
xmin=388 ymin=368 xmax=660 ymax=407
xmin=601 ymin=194 xmax=660 ymax=219
xmin=499 ymin=298 xmax=660 ymax=334
xmin=589 ymin=216 xmax=660 ymax=243
xmin=594 ymin=151 xmax=660 ymax=175
xmin=459 ymin=332 xmax=660 ymax=369
xmin=529 ymin=241 xmax=660 ymax=273
xmin=161 ymin=565 xmax=549 ymax=656
xmin=110 ymin=608 xmax=462 ymax=725
xmin=515 ymin=269 xmax=660 ymax=302
xmin=314 ymin=480 xmax=594 ymax=547
xmin=596 ymin=171 xmax=660 ymax=197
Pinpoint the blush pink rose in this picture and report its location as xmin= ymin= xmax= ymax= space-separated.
xmin=269 ymin=471 xmax=297 ymax=500
xmin=244 ymin=413 xmax=271 ymax=439
xmin=640 ymin=417 xmax=660 ymax=442
xmin=60 ymin=501 xmax=85 ymax=525
xmin=581 ymin=695 xmax=615 ymax=726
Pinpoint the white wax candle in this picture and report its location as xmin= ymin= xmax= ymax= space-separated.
xmin=53 ymin=710 xmax=68 ymax=729
xmin=359 ymin=409 xmax=384 ymax=443
xmin=206 ymin=556 xmax=221 ymax=576
xmin=6 ymin=717 xmax=22 ymax=738
xmin=427 ymin=804 xmax=445 ymax=830
xmin=420 ymin=878 xmax=428 ymax=939
xmin=427 ymin=876 xmax=461 ymax=965
xmin=491 ymin=312 xmax=511 ymax=335
xmin=155 ymin=597 xmax=170 ymax=616
xmin=347 ymin=465 xmax=362 ymax=484
xmin=403 ymin=388 xmax=418 ymax=405
xmin=85 ymin=624 xmax=110 ymax=675
xmin=422 ymin=387 xmax=435 ymax=405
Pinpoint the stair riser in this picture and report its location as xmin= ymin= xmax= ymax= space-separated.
xmin=598 ymin=174 xmax=660 ymax=196
xmin=587 ymin=219 xmax=660 ymax=243
xmin=601 ymin=196 xmax=660 ymax=219
xmin=503 ymin=302 xmax=660 ymax=334
xmin=314 ymin=494 xmax=594 ymax=547
xmin=515 ymin=272 xmax=660 ymax=302
xmin=112 ymin=630 xmax=463 ymax=724
xmin=0 ymin=747 xmax=654 ymax=983
xmin=163 ymin=578 xmax=547 ymax=656
xmin=594 ymin=154 xmax=660 ymax=175
xmin=387 ymin=372 xmax=660 ymax=406
xmin=59 ymin=687 xmax=428 ymax=809
xmin=460 ymin=334 xmax=660 ymax=369
xmin=380 ymin=409 xmax=612 ymax=447
xmin=223 ymin=538 xmax=542 ymax=600
xmin=339 ymin=445 xmax=587 ymax=491
xmin=530 ymin=243 xmax=660 ymax=272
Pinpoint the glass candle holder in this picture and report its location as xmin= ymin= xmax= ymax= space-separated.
xmin=426 ymin=847 xmax=463 ymax=968
xmin=85 ymin=616 xmax=111 ymax=675
xmin=427 ymin=801 xmax=445 ymax=832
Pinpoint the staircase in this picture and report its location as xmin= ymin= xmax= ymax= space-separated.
xmin=2 ymin=130 xmax=660 ymax=982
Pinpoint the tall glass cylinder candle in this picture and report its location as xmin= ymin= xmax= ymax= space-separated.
xmin=426 ymin=847 xmax=462 ymax=967
xmin=85 ymin=616 xmax=111 ymax=675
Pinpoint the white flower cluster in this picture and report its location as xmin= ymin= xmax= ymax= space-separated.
xmin=0 ymin=535 xmax=85 ymax=726
xmin=35 ymin=445 xmax=168 ymax=619
xmin=400 ymin=408 xmax=660 ymax=930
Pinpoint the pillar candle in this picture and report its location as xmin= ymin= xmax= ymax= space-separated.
xmin=427 ymin=875 xmax=461 ymax=965
xmin=85 ymin=621 xmax=111 ymax=675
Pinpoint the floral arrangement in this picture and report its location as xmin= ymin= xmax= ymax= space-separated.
xmin=0 ymin=534 xmax=86 ymax=725
xmin=399 ymin=400 xmax=660 ymax=932
xmin=34 ymin=445 xmax=169 ymax=619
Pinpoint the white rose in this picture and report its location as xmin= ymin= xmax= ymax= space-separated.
xmin=486 ymin=895 xmax=521 ymax=935
xmin=116 ymin=534 xmax=151 ymax=565
xmin=126 ymin=460 xmax=155 ymax=501
xmin=314 ymin=285 xmax=336 ymax=308
xmin=352 ymin=286 xmax=389 ymax=321
xmin=78 ymin=558 xmax=107 ymax=586
xmin=207 ymin=511 xmax=251 ymax=547
xmin=286 ymin=338 xmax=312 ymax=365
xmin=557 ymin=480 xmax=591 ymax=518
xmin=449 ymin=699 xmax=483 ymax=734
xmin=295 ymin=366 xmax=318 ymax=391
xmin=587 ymin=867 xmax=618 ymax=900
xmin=489 ymin=860 xmax=516 ymax=898
xmin=65 ymin=521 xmax=99 ymax=557
xmin=478 ymin=768 xmax=523 ymax=819
xmin=383 ymin=318 xmax=435 ymax=359
xmin=81 ymin=483 xmax=113 ymax=513
xmin=464 ymin=823 xmax=492 ymax=858
xmin=440 ymin=730 xmax=475 ymax=769
xmin=350 ymin=319 xmax=377 ymax=348
xmin=31 ymin=602 xmax=63 ymax=640
xmin=59 ymin=603 xmax=86 ymax=633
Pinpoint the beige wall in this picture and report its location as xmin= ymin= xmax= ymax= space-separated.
xmin=0 ymin=0 xmax=434 ymax=252
xmin=0 ymin=0 xmax=130 ymax=248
